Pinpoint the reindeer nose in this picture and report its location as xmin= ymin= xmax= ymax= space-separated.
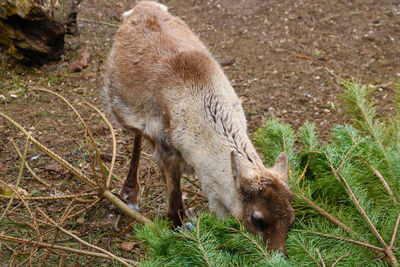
xmin=279 ymin=246 xmax=287 ymax=256
xmin=265 ymin=236 xmax=287 ymax=255
xmin=269 ymin=244 xmax=286 ymax=255
xmin=271 ymin=246 xmax=287 ymax=257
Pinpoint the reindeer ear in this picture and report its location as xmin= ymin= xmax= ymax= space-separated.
xmin=272 ymin=152 xmax=289 ymax=185
xmin=231 ymin=151 xmax=251 ymax=191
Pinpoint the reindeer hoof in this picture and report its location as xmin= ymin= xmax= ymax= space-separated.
xmin=127 ymin=203 xmax=139 ymax=212
xmin=183 ymin=222 xmax=195 ymax=231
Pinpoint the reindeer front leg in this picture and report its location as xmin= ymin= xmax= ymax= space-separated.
xmin=162 ymin=159 xmax=184 ymax=227
xmin=120 ymin=133 xmax=142 ymax=211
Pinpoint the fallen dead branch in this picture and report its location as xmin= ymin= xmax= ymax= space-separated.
xmin=37 ymin=207 xmax=133 ymax=266
xmin=78 ymin=18 xmax=118 ymax=28
xmin=0 ymin=89 xmax=152 ymax=265
xmin=0 ymin=234 xmax=136 ymax=264
xmin=291 ymin=53 xmax=314 ymax=60
xmin=11 ymin=139 xmax=51 ymax=188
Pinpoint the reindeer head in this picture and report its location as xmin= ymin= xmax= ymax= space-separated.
xmin=231 ymin=151 xmax=295 ymax=255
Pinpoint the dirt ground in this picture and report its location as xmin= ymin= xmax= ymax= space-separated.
xmin=1 ymin=0 xmax=399 ymax=265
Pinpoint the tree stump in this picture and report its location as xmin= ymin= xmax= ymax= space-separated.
xmin=0 ymin=0 xmax=66 ymax=65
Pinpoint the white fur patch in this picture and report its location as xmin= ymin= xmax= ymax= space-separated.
xmin=122 ymin=9 xmax=134 ymax=19
xmin=252 ymin=210 xmax=263 ymax=219
xmin=155 ymin=3 xmax=168 ymax=12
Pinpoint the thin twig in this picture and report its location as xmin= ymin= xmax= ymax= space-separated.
xmin=297 ymin=155 xmax=311 ymax=183
xmin=335 ymin=164 xmax=399 ymax=266
xmin=196 ymin=216 xmax=211 ymax=267
xmin=36 ymin=208 xmax=133 ymax=266
xmin=183 ymin=175 xmax=202 ymax=190
xmin=0 ymin=136 xmax=30 ymax=223
xmin=103 ymin=164 xmax=124 ymax=183
xmin=148 ymin=183 xmax=206 ymax=199
xmin=226 ymin=227 xmax=269 ymax=260
xmin=66 ymin=197 xmax=101 ymax=220
xmin=370 ymin=166 xmax=397 ymax=204
xmin=0 ymin=111 xmax=95 ymax=186
xmin=336 ymin=139 xmax=362 ymax=172
xmin=348 ymin=155 xmax=396 ymax=204
xmin=0 ymin=234 xmax=136 ymax=264
xmin=0 ymin=180 xmax=43 ymax=258
xmin=298 ymin=230 xmax=385 ymax=252
xmin=42 ymin=196 xmax=80 ymax=264
xmin=300 ymin=243 xmax=321 ymax=267
xmin=296 ymin=193 xmax=357 ymax=236
xmin=325 ymin=68 xmax=343 ymax=82
xmin=331 ymin=254 xmax=351 ymax=267
xmin=321 ymin=10 xmax=363 ymax=22
xmin=103 ymin=190 xmax=151 ymax=224
xmin=85 ymin=137 xmax=101 ymax=188
xmin=390 ymin=214 xmax=400 ymax=248
xmin=359 ymin=255 xmax=386 ymax=267
xmin=33 ymin=89 xmax=106 ymax=188
xmin=10 ymin=139 xmax=50 ymax=187
xmin=315 ymin=248 xmax=326 ymax=267
xmin=78 ymin=18 xmax=118 ymax=28
xmin=341 ymin=80 xmax=396 ymax=189
xmin=291 ymin=53 xmax=314 ymax=60
xmin=0 ymin=191 xmax=99 ymax=201
xmin=85 ymin=102 xmax=117 ymax=188
xmin=327 ymin=153 xmax=388 ymax=248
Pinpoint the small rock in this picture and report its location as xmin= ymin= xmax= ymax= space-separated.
xmin=69 ymin=49 xmax=90 ymax=72
xmin=44 ymin=162 xmax=63 ymax=172
xmin=219 ymin=57 xmax=235 ymax=67
xmin=121 ymin=242 xmax=138 ymax=251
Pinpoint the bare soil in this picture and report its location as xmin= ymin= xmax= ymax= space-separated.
xmin=1 ymin=0 xmax=399 ymax=265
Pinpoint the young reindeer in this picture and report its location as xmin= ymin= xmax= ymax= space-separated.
xmin=104 ymin=1 xmax=294 ymax=254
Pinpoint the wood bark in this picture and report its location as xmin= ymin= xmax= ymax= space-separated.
xmin=0 ymin=0 xmax=65 ymax=65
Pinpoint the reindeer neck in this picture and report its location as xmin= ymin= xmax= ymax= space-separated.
xmin=202 ymin=85 xmax=266 ymax=174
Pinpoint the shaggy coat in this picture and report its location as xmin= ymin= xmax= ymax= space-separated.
xmin=104 ymin=1 xmax=294 ymax=254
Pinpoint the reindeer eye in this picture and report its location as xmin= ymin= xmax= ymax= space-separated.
xmin=250 ymin=213 xmax=264 ymax=230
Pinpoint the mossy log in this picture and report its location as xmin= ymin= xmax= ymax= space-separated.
xmin=0 ymin=0 xmax=65 ymax=65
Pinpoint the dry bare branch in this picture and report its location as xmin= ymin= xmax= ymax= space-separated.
xmin=36 ymin=208 xmax=133 ymax=266
xmin=300 ymin=243 xmax=321 ymax=267
xmin=32 ymin=88 xmax=106 ymax=188
xmin=0 ymin=136 xmax=30 ymax=223
xmin=298 ymin=230 xmax=385 ymax=252
xmin=349 ymin=155 xmax=396 ymax=205
xmin=0 ymin=234 xmax=136 ymax=264
xmin=315 ymin=248 xmax=326 ymax=267
xmin=78 ymin=18 xmax=118 ymax=28
xmin=0 ymin=110 xmax=95 ymax=186
xmin=0 ymin=191 xmax=99 ymax=201
xmin=296 ymin=193 xmax=357 ymax=236
xmin=391 ymin=214 xmax=400 ymax=248
xmin=102 ymin=190 xmax=151 ymax=224
xmin=327 ymin=153 xmax=387 ymax=248
xmin=66 ymin=197 xmax=101 ymax=220
xmin=84 ymin=102 xmax=117 ymax=188
xmin=297 ymin=155 xmax=311 ymax=183
xmin=10 ymin=139 xmax=50 ymax=188
xmin=331 ymin=254 xmax=351 ymax=267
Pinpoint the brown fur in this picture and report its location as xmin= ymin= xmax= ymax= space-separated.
xmin=242 ymin=183 xmax=294 ymax=253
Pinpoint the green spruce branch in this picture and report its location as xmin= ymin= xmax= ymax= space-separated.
xmin=133 ymin=80 xmax=399 ymax=266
